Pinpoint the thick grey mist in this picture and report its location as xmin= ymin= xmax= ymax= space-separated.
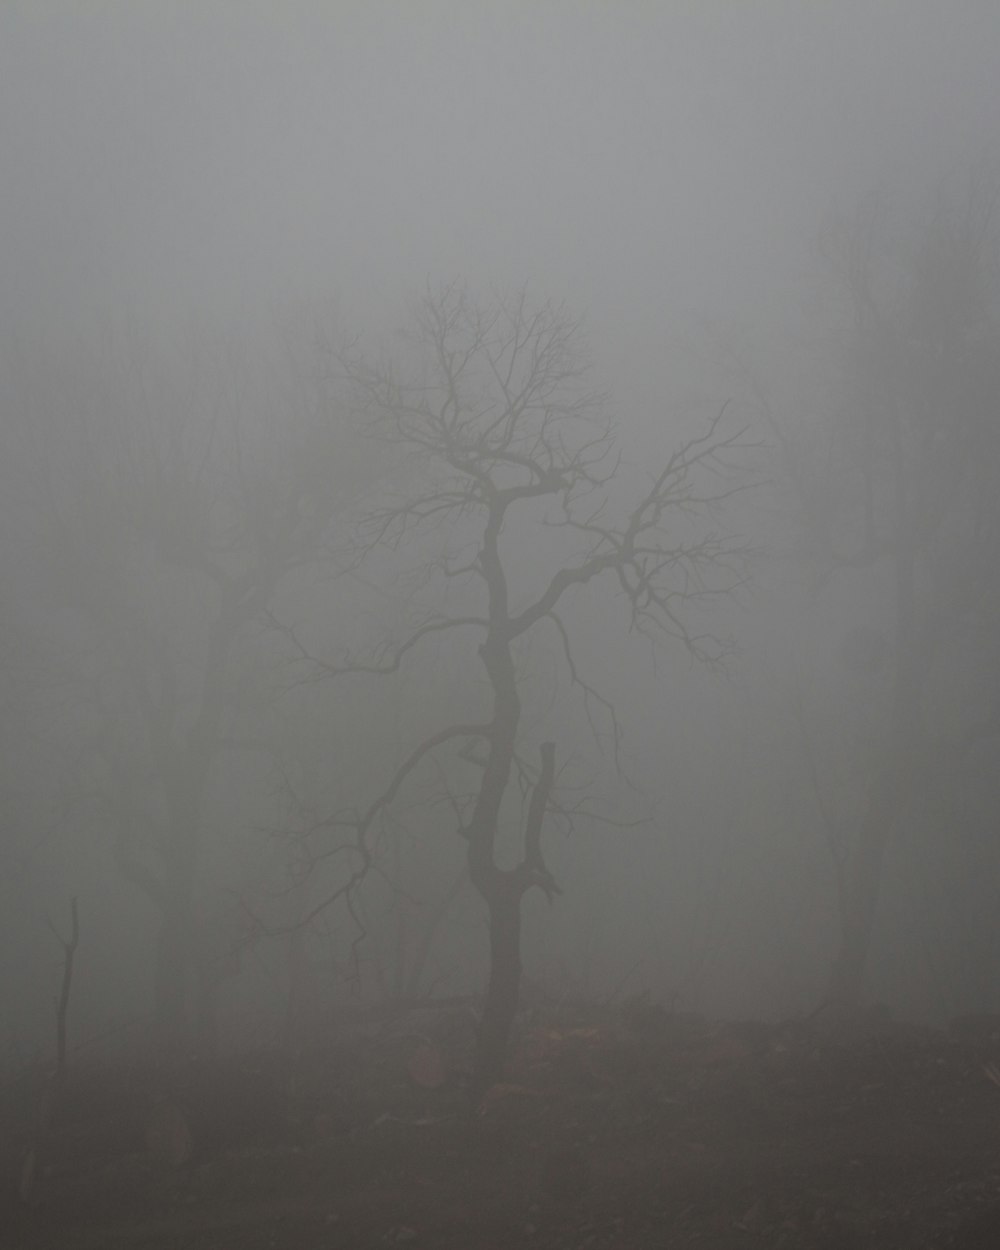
xmin=3 ymin=0 xmax=1000 ymax=1064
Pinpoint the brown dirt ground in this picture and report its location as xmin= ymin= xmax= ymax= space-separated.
xmin=5 ymin=1003 xmax=1000 ymax=1249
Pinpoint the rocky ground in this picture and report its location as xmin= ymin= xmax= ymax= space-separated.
xmin=5 ymin=1001 xmax=1000 ymax=1249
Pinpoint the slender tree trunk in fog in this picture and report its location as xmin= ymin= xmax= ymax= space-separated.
xmin=154 ymin=902 xmax=191 ymax=1054
xmin=469 ymin=740 xmax=556 ymax=1096
xmin=194 ymin=952 xmax=221 ymax=1063
xmin=827 ymin=538 xmax=920 ymax=1010
xmin=802 ymin=191 xmax=999 ymax=1011
xmin=148 ymin=739 xmax=214 ymax=1056
xmin=154 ymin=836 xmax=199 ymax=1056
xmin=143 ymin=584 xmax=260 ymax=1057
xmin=826 ymin=769 xmax=898 ymax=1009
xmin=19 ymin=899 xmax=80 ymax=1205
xmin=465 ymin=620 xmax=529 ymax=1094
xmin=473 ymin=882 xmax=523 ymax=1094
xmin=400 ymin=865 xmax=468 ymax=999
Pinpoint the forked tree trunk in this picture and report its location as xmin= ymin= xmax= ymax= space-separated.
xmin=473 ymin=883 xmax=523 ymax=1096
xmin=469 ymin=743 xmax=556 ymax=1096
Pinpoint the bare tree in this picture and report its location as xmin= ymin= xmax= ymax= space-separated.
xmin=295 ymin=286 xmax=751 ymax=1091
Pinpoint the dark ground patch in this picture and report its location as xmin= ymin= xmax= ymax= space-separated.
xmin=5 ymin=1005 xmax=1000 ymax=1249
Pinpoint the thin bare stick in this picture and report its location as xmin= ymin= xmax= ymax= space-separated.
xmin=19 ymin=897 xmax=80 ymax=1207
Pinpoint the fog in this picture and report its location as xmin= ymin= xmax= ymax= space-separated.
xmin=3 ymin=0 xmax=1000 ymax=1076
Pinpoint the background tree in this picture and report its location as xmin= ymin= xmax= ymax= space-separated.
xmin=773 ymin=183 xmax=1000 ymax=1010
xmin=296 ymin=286 xmax=752 ymax=1090
xmin=11 ymin=330 xmax=370 ymax=1055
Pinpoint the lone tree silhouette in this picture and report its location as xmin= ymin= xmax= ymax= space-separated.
xmin=301 ymin=286 xmax=752 ymax=1092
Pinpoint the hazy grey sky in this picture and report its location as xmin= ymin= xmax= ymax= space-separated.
xmin=4 ymin=2 xmax=1000 ymax=1037
xmin=1 ymin=2 xmax=998 ymax=406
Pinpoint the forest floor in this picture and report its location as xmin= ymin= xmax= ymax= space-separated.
xmin=5 ymin=1000 xmax=1000 ymax=1249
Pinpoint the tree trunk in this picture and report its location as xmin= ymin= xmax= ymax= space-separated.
xmin=826 ymin=768 xmax=897 ymax=1009
xmin=154 ymin=901 xmax=192 ymax=1058
xmin=152 ymin=768 xmax=207 ymax=1058
xmin=403 ymin=866 xmax=468 ymax=999
xmin=472 ymin=884 xmax=522 ymax=1096
xmin=827 ymin=538 xmax=920 ymax=1011
xmin=195 ymin=950 xmax=222 ymax=1063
